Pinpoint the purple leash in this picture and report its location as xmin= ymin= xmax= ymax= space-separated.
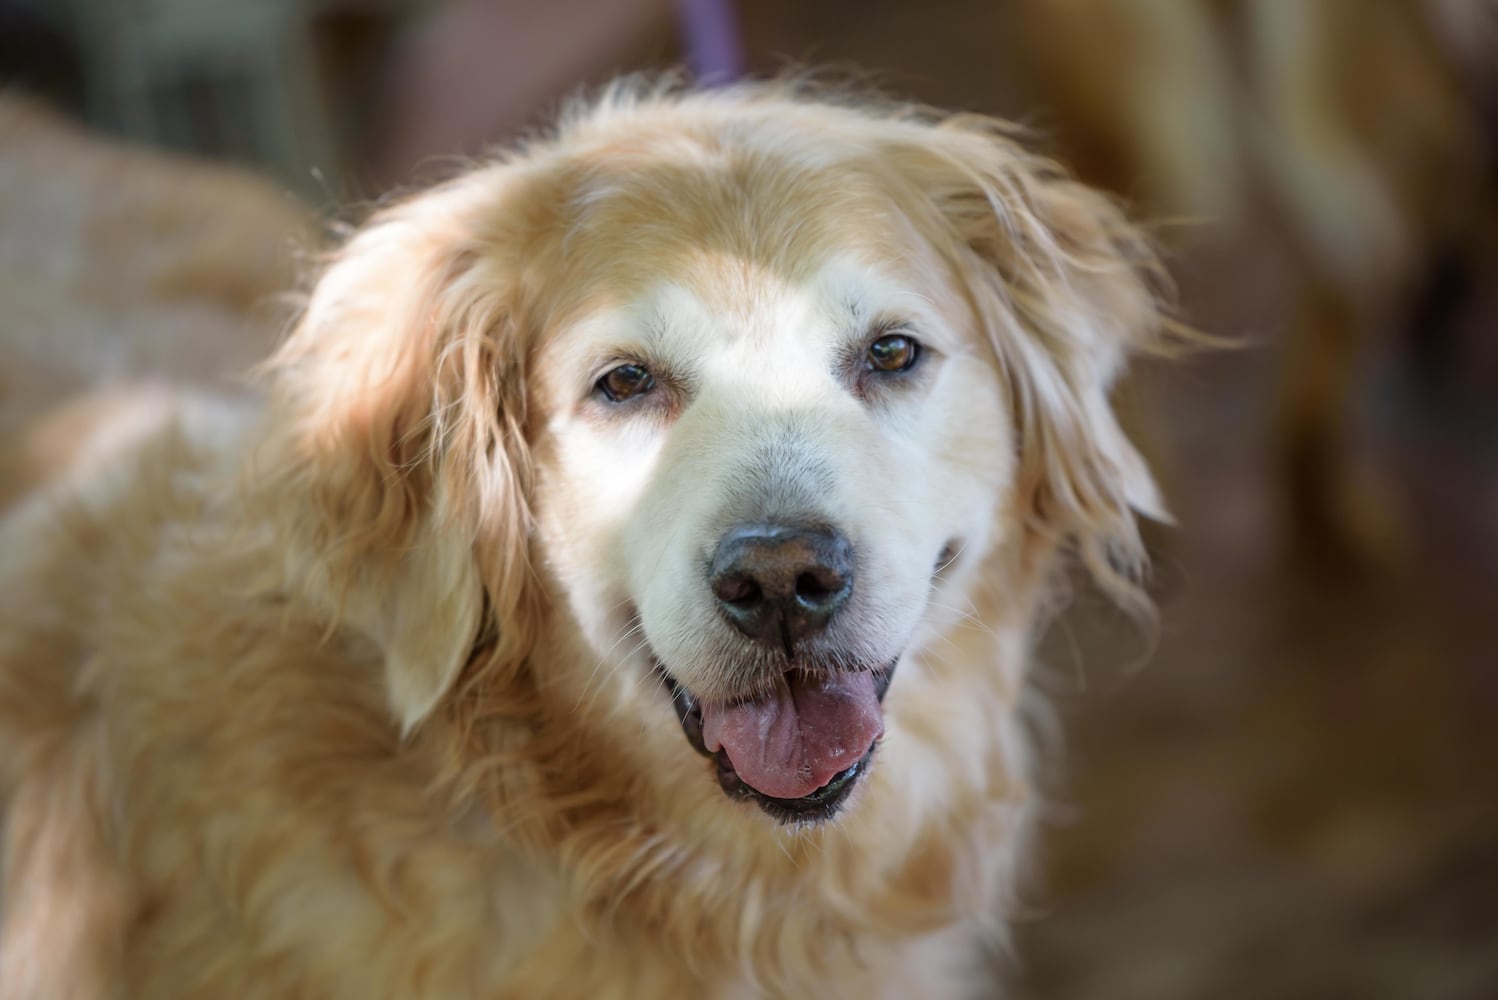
xmin=677 ymin=0 xmax=744 ymax=85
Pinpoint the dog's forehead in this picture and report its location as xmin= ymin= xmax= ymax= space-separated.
xmin=650 ymin=254 xmax=901 ymax=340
xmin=563 ymin=253 xmax=944 ymax=364
xmin=538 ymin=135 xmax=952 ymax=309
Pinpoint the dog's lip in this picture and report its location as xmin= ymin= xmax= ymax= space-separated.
xmin=667 ymin=670 xmax=713 ymax=759
xmin=657 ymin=657 xmax=897 ymax=822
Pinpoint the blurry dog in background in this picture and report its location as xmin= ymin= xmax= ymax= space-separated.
xmin=0 ymin=83 xmax=1177 ymax=996
xmin=1018 ymin=0 xmax=1498 ymax=568
xmin=0 ymin=97 xmax=314 ymax=508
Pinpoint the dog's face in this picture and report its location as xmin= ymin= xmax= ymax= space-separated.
xmin=267 ymin=87 xmax=1168 ymax=832
xmin=531 ymin=243 xmax=1011 ymax=818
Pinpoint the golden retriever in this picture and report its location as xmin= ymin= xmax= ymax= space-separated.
xmin=0 ymin=81 xmax=1174 ymax=998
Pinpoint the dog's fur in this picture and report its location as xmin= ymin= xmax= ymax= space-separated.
xmin=0 ymin=82 xmax=1173 ymax=998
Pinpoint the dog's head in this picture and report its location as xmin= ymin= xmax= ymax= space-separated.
xmin=262 ymin=85 xmax=1169 ymax=830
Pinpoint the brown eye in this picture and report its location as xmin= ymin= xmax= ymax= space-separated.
xmin=867 ymin=333 xmax=920 ymax=373
xmin=597 ymin=363 xmax=656 ymax=403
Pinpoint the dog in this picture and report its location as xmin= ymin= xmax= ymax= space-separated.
xmin=0 ymin=81 xmax=1175 ymax=998
xmin=0 ymin=96 xmax=314 ymax=510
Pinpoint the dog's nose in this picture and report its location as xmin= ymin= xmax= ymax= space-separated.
xmin=710 ymin=524 xmax=854 ymax=650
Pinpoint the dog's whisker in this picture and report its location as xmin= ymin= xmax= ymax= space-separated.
xmin=922 ymin=594 xmax=998 ymax=637
xmin=572 ymin=618 xmax=649 ymax=714
xmin=574 ymin=638 xmax=654 ymax=724
xmin=934 ymin=538 xmax=972 ymax=575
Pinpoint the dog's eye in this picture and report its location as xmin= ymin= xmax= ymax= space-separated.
xmin=867 ymin=333 xmax=921 ymax=374
xmin=596 ymin=363 xmax=657 ymax=403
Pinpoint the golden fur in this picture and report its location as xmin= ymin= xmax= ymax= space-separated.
xmin=0 ymin=83 xmax=1175 ymax=998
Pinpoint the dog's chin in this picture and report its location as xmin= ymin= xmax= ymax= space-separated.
xmin=657 ymin=656 xmax=899 ymax=825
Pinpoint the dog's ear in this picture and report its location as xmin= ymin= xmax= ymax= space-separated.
xmin=259 ymin=174 xmax=538 ymax=733
xmin=886 ymin=117 xmax=1176 ymax=605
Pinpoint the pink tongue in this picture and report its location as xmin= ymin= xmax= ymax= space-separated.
xmin=701 ymin=672 xmax=884 ymax=800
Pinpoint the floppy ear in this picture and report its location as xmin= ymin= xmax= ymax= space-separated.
xmin=259 ymin=173 xmax=538 ymax=734
xmin=888 ymin=117 xmax=1178 ymax=607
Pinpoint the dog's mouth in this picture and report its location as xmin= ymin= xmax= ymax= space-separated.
xmin=662 ymin=660 xmax=897 ymax=823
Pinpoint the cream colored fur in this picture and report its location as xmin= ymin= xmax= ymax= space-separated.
xmin=0 ymin=82 xmax=1174 ymax=998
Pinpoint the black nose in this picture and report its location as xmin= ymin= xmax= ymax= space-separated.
xmin=710 ymin=524 xmax=854 ymax=650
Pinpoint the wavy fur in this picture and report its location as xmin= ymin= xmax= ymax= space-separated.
xmin=0 ymin=81 xmax=1174 ymax=998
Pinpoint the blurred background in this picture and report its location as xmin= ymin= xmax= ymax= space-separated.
xmin=2 ymin=1 xmax=1496 ymax=996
